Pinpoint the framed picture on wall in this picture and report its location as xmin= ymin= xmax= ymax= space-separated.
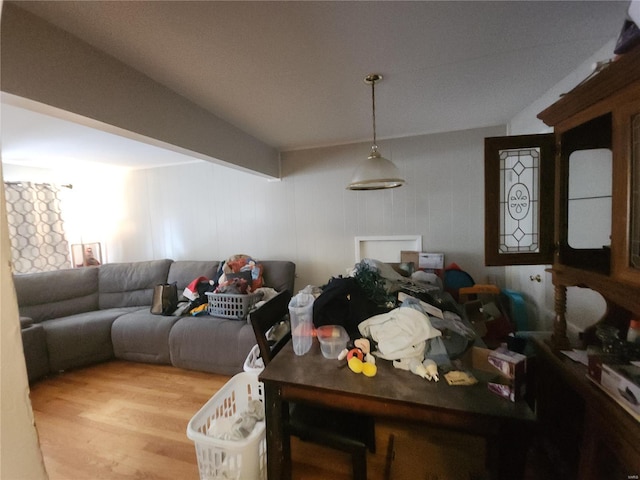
xmin=71 ymin=243 xmax=102 ymax=268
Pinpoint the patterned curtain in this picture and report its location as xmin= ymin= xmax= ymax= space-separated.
xmin=4 ymin=182 xmax=72 ymax=273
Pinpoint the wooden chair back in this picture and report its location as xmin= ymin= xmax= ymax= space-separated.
xmin=249 ymin=290 xmax=292 ymax=366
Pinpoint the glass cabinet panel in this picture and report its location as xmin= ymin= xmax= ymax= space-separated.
xmin=499 ymin=147 xmax=540 ymax=254
xmin=567 ymin=148 xmax=612 ymax=250
xmin=557 ymin=114 xmax=612 ymax=274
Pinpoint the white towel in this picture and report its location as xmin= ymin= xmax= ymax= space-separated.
xmin=358 ymin=307 xmax=441 ymax=360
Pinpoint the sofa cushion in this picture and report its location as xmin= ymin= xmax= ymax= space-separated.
xmin=99 ymin=259 xmax=173 ymax=309
xmin=41 ymin=308 xmax=135 ymax=372
xmin=261 ymin=260 xmax=296 ymax=293
xmin=169 ymin=316 xmax=257 ymax=375
xmin=111 ymin=309 xmax=182 ymax=364
xmin=13 ymin=267 xmax=99 ymax=323
xmin=167 ymin=260 xmax=220 ymax=295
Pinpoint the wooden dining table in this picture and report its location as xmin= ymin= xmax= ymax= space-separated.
xmin=259 ymin=339 xmax=536 ymax=480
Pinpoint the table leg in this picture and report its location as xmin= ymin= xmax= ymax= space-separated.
xmin=264 ymin=382 xmax=291 ymax=480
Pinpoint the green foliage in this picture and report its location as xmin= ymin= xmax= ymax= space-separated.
xmin=353 ymin=261 xmax=395 ymax=307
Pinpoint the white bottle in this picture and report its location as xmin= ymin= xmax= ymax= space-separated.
xmin=627 ymin=319 xmax=640 ymax=344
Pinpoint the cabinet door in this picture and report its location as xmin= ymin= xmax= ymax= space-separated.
xmin=630 ymin=109 xmax=640 ymax=272
xmin=614 ymin=98 xmax=640 ymax=283
xmin=484 ymin=134 xmax=555 ymax=266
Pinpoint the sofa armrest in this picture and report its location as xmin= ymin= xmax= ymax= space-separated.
xmin=260 ymin=261 xmax=296 ymax=294
xmin=20 ymin=316 xmax=34 ymax=329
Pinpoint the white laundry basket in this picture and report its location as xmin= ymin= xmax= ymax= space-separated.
xmin=187 ymin=372 xmax=266 ymax=480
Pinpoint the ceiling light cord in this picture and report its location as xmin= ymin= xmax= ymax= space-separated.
xmin=371 ymin=78 xmax=377 ymax=151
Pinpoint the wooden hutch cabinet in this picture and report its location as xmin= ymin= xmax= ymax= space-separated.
xmin=486 ymin=46 xmax=640 ymax=478
xmin=538 ymin=46 xmax=640 ymax=348
xmin=486 ymin=45 xmax=640 ymax=344
xmin=537 ymin=47 xmax=640 ymax=479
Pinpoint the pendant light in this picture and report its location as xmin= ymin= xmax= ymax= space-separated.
xmin=347 ymin=73 xmax=405 ymax=190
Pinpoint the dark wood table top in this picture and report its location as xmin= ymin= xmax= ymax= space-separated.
xmin=260 ymin=339 xmax=535 ymax=434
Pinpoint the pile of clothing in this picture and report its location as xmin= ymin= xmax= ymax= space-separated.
xmin=311 ymin=258 xmax=477 ymax=379
xmin=206 ymin=399 xmax=265 ymax=441
xmin=359 ymin=296 xmax=476 ymax=379
xmin=181 ymin=254 xmax=278 ymax=316
xmin=215 ymin=254 xmax=264 ymax=294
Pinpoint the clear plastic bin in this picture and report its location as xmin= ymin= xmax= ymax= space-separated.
xmin=187 ymin=372 xmax=266 ymax=480
xmin=316 ymin=324 xmax=349 ymax=359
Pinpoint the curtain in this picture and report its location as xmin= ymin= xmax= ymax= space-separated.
xmin=4 ymin=182 xmax=72 ymax=273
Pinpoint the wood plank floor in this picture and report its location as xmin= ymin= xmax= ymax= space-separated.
xmin=29 ymin=361 xmax=368 ymax=480
xmin=30 ymin=361 xmax=223 ymax=480
xmin=29 ymin=361 xmax=552 ymax=480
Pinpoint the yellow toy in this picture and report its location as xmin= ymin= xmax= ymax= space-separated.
xmin=338 ymin=339 xmax=377 ymax=377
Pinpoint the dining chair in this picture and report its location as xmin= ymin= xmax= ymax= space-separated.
xmin=249 ymin=290 xmax=376 ymax=480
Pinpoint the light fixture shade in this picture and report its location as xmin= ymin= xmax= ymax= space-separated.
xmin=347 ymin=148 xmax=405 ymax=190
xmin=347 ymin=73 xmax=405 ymax=190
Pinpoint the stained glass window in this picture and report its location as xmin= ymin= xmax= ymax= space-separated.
xmin=498 ymin=148 xmax=540 ymax=254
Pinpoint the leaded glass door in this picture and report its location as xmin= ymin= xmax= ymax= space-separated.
xmin=484 ymin=134 xmax=555 ymax=266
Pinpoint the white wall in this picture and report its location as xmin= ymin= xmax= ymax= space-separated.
xmin=0 ymin=164 xmax=49 ymax=479
xmin=108 ymin=125 xmax=504 ymax=291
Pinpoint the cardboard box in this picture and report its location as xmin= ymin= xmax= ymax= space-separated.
xmin=400 ymin=251 xmax=444 ymax=271
xmin=586 ymin=348 xmax=619 ymax=383
xmin=400 ymin=250 xmax=419 ymax=268
xmin=600 ymin=364 xmax=640 ymax=420
xmin=418 ymin=252 xmax=444 ymax=270
xmin=465 ymin=346 xmax=527 ymax=402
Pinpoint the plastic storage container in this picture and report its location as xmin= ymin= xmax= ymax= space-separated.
xmin=206 ymin=292 xmax=261 ymax=320
xmin=316 ymin=325 xmax=349 ymax=359
xmin=187 ymin=372 xmax=266 ymax=480
xmin=288 ymin=293 xmax=315 ymax=355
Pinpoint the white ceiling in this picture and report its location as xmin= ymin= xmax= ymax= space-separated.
xmin=1 ymin=0 xmax=631 ymax=170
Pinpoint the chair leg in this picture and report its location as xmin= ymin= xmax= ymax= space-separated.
xmin=352 ymin=447 xmax=368 ymax=480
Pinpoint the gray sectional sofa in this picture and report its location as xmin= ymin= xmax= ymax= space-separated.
xmin=14 ymin=258 xmax=295 ymax=382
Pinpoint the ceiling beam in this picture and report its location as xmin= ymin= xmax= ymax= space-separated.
xmin=0 ymin=3 xmax=280 ymax=178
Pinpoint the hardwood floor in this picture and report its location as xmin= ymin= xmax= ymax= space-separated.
xmin=29 ymin=361 xmax=551 ymax=480
xmin=29 ymin=361 xmax=363 ymax=480
xmin=30 ymin=361 xmax=224 ymax=480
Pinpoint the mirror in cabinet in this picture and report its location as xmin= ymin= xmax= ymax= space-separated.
xmin=559 ymin=113 xmax=612 ymax=274
xmin=567 ymin=149 xmax=612 ymax=250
